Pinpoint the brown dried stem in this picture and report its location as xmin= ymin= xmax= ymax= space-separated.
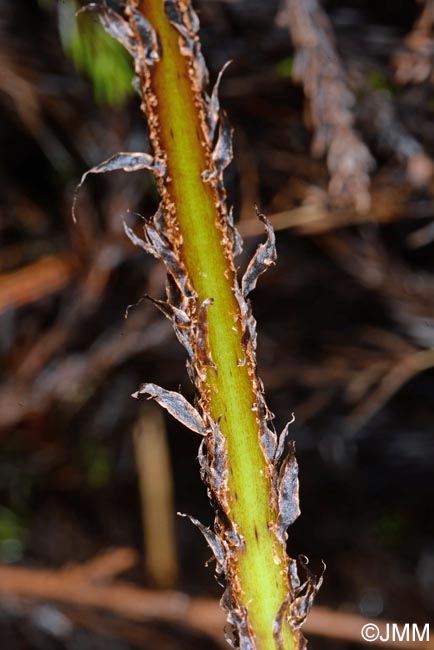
xmin=285 ymin=0 xmax=374 ymax=213
xmin=133 ymin=404 xmax=178 ymax=588
xmin=0 ymin=555 xmax=430 ymax=650
xmin=394 ymin=0 xmax=434 ymax=84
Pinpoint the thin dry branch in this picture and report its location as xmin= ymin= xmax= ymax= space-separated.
xmin=347 ymin=347 xmax=434 ymax=432
xmin=0 ymin=253 xmax=78 ymax=315
xmin=0 ymin=553 xmax=431 ymax=650
xmin=237 ymin=183 xmax=412 ymax=238
xmin=133 ymin=404 xmax=178 ymax=588
xmin=0 ymin=310 xmax=171 ymax=430
xmin=358 ymin=86 xmax=434 ymax=189
xmin=321 ymin=232 xmax=434 ymax=349
xmin=394 ymin=0 xmax=434 ymax=84
xmin=285 ymin=0 xmax=374 ymax=213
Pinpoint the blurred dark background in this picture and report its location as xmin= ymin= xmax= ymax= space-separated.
xmin=1 ymin=0 xmax=434 ymax=648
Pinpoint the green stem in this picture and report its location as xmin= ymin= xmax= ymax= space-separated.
xmin=79 ymin=0 xmax=322 ymax=646
xmin=135 ymin=2 xmax=294 ymax=648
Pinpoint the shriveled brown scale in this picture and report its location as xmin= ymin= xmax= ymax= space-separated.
xmin=256 ymin=400 xmax=278 ymax=462
xmin=203 ymin=117 xmax=234 ymax=182
xmin=128 ymin=9 xmax=161 ymax=63
xmin=164 ymin=274 xmax=186 ymax=314
xmin=207 ymin=420 xmax=229 ymax=495
xmin=288 ymin=557 xmax=325 ymax=629
xmin=219 ymin=516 xmax=244 ymax=551
xmin=178 ymin=513 xmax=227 ymax=574
xmin=73 ymin=151 xmax=163 ymax=222
xmin=79 ymin=3 xmax=138 ymax=58
xmin=226 ymin=206 xmax=243 ymax=259
xmin=208 ymin=61 xmax=233 ymax=142
xmin=246 ymin=312 xmax=259 ymax=351
xmin=194 ymin=298 xmax=216 ymax=374
xmin=143 ymin=294 xmax=195 ymax=358
xmin=81 ymin=151 xmax=161 ymax=177
xmin=241 ymin=212 xmax=276 ymax=299
xmin=275 ymin=415 xmax=296 ymax=463
xmin=221 ymin=584 xmax=255 ymax=650
xmin=288 ymin=558 xmax=301 ymax=594
xmin=165 ymin=0 xmax=209 ymax=95
xmin=273 ymin=593 xmax=293 ymax=650
xmin=144 ymin=295 xmax=191 ymax=330
xmin=123 ymin=4 xmax=162 ymax=70
xmin=186 ymin=0 xmax=201 ymax=34
xmin=229 ymin=607 xmax=256 ymax=650
xmin=123 ymin=221 xmax=156 ymax=256
xmin=132 ymin=383 xmax=206 ymax=435
xmin=276 ymin=442 xmax=301 ymax=544
xmin=132 ymin=75 xmax=142 ymax=96
xmin=142 ymin=221 xmax=193 ymax=297
xmin=234 ymin=285 xmax=248 ymax=323
xmin=165 ymin=0 xmax=196 ymax=48
xmin=154 ymin=203 xmax=168 ymax=232
xmin=198 ymin=437 xmax=212 ymax=488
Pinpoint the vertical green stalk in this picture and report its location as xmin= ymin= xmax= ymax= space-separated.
xmin=77 ymin=1 xmax=322 ymax=648
xmin=134 ymin=1 xmax=294 ymax=649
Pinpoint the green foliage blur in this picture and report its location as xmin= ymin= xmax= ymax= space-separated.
xmin=57 ymin=0 xmax=134 ymax=107
xmin=275 ymin=55 xmax=294 ymax=79
xmin=80 ymin=440 xmax=112 ymax=488
xmin=0 ymin=507 xmax=26 ymax=563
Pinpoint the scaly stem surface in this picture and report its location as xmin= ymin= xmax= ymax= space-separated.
xmin=78 ymin=1 xmax=322 ymax=647
xmin=137 ymin=2 xmax=293 ymax=647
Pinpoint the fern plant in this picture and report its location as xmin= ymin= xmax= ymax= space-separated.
xmin=75 ymin=1 xmax=322 ymax=648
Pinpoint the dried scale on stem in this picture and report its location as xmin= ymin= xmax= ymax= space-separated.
xmin=75 ymin=1 xmax=323 ymax=648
